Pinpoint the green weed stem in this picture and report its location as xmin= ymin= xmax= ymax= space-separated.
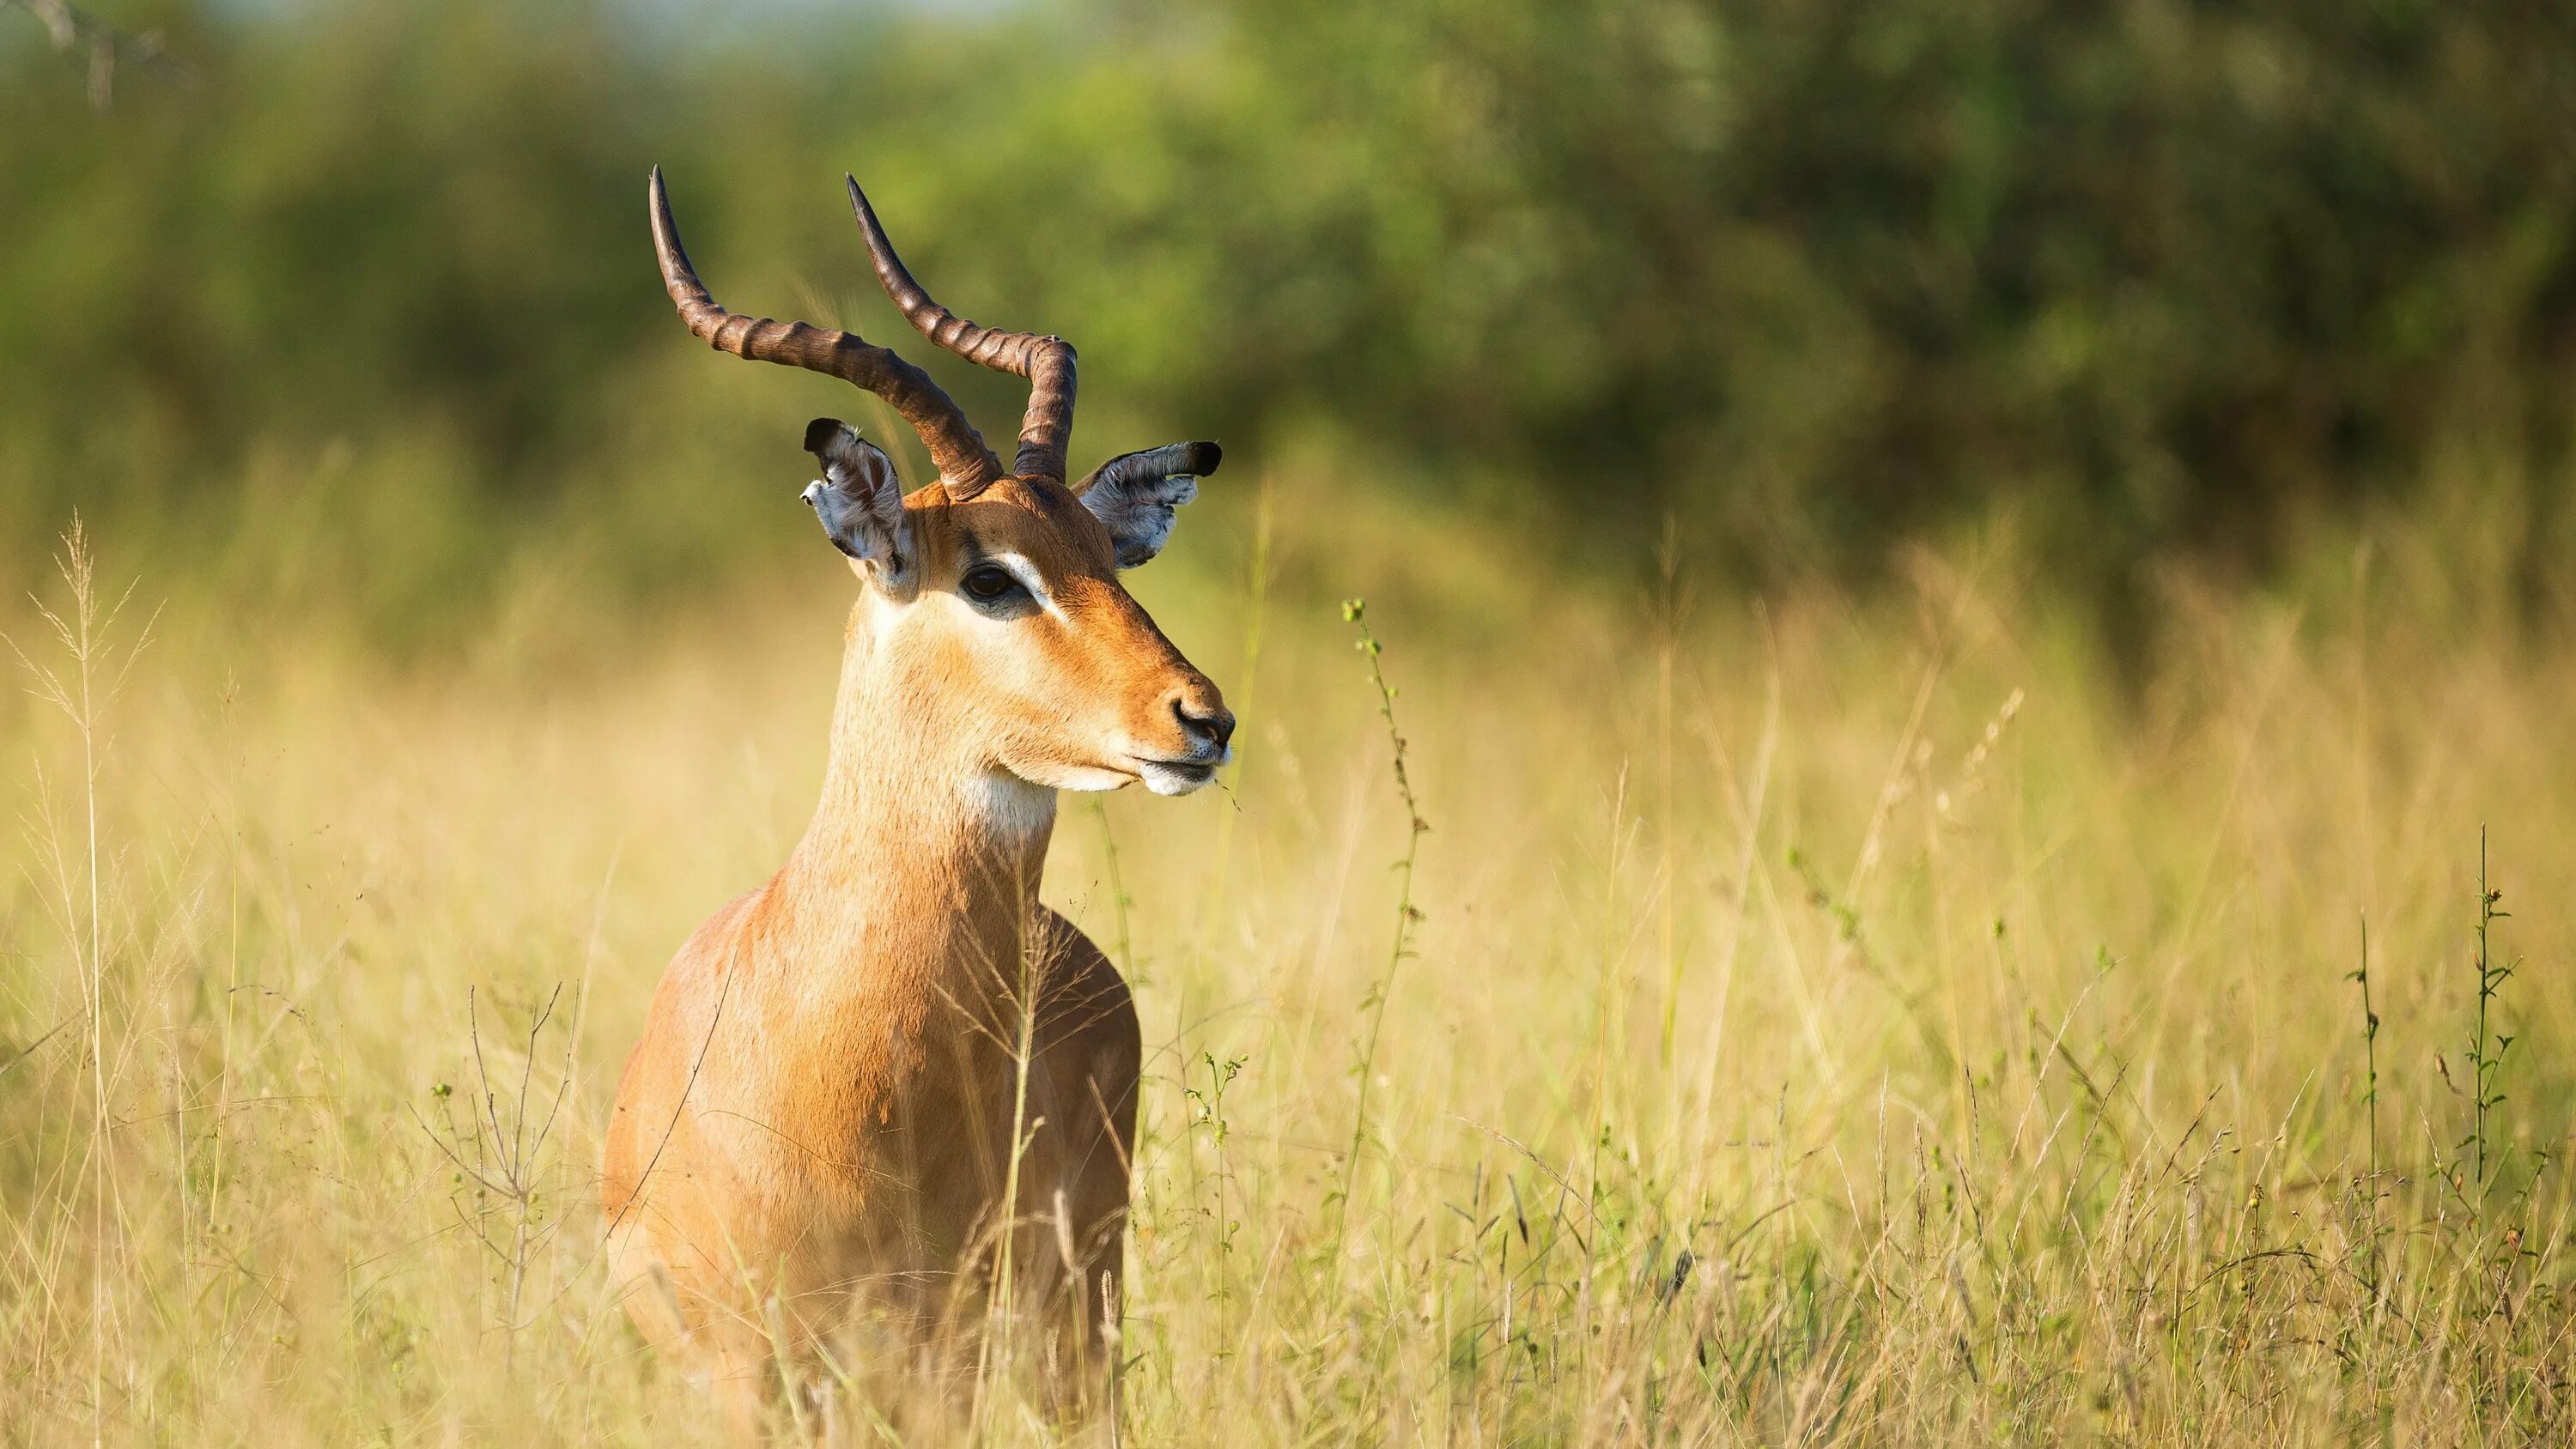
xmin=2468 ymin=826 xmax=2514 ymax=1198
xmin=1334 ymin=597 xmax=1428 ymax=1263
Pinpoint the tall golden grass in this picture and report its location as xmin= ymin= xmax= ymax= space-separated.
xmin=3 ymin=474 xmax=2571 ymax=1444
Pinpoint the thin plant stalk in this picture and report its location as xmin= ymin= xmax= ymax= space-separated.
xmin=10 ymin=520 xmax=149 ymax=1449
xmin=2351 ymin=913 xmax=2380 ymax=1294
xmin=978 ymin=918 xmax=1047 ymax=1430
xmin=1334 ymin=597 xmax=1428 ymax=1264
xmin=2468 ymin=825 xmax=2514 ymax=1198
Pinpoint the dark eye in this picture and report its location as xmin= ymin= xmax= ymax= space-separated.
xmin=961 ymin=565 xmax=1025 ymax=603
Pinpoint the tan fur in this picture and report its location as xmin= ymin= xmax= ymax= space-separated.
xmin=600 ymin=476 xmax=1224 ymax=1435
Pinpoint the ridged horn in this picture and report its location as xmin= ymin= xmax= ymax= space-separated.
xmin=648 ymin=167 xmax=1003 ymax=491
xmin=846 ymin=175 xmax=1077 ymax=488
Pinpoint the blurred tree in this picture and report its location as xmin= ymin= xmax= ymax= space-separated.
xmin=3 ymin=0 xmax=2571 ymax=627
xmin=2 ymin=0 xmax=186 ymax=107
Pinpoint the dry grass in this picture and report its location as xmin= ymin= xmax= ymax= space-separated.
xmin=3 ymin=476 xmax=2573 ymax=1445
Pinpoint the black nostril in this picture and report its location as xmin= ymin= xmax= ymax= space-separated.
xmin=1175 ymin=697 xmax=1235 ymax=750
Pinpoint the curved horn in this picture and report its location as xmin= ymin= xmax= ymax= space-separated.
xmin=846 ymin=175 xmax=1077 ymax=486
xmin=649 ymin=167 xmax=1004 ymax=492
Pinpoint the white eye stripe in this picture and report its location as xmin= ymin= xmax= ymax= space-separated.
xmin=975 ymin=551 xmax=1060 ymax=615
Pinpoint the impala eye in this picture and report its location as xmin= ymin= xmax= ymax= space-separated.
xmin=961 ymin=565 xmax=1026 ymax=604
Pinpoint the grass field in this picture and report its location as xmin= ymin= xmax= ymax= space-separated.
xmin=3 ymin=474 xmax=2573 ymax=1446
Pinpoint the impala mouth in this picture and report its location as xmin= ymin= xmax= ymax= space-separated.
xmin=1134 ymin=755 xmax=1223 ymax=797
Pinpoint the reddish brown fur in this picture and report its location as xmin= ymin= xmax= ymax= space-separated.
xmin=600 ymin=476 xmax=1222 ymax=1434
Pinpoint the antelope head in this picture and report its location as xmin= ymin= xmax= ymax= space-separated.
xmin=648 ymin=168 xmax=1233 ymax=797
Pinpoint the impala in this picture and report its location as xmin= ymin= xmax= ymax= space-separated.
xmin=601 ymin=167 xmax=1230 ymax=1433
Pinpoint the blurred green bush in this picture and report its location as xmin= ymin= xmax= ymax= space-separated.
xmin=4 ymin=0 xmax=2572 ymax=624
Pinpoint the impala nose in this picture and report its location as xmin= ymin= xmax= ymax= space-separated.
xmin=1172 ymin=687 xmax=1235 ymax=755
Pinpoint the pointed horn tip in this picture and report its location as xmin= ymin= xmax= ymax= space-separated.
xmin=647 ymin=167 xmax=678 ymax=239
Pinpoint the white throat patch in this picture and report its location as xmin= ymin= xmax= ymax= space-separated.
xmin=967 ymin=770 xmax=1057 ymax=838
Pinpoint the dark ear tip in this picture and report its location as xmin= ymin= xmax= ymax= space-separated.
xmin=804 ymin=416 xmax=850 ymax=457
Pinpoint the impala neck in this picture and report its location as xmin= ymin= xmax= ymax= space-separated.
xmin=775 ymin=601 xmax=1057 ymax=980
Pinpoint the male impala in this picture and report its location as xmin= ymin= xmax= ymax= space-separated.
xmin=601 ymin=167 xmax=1230 ymax=1433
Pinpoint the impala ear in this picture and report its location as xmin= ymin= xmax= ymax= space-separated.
xmin=1075 ymin=441 xmax=1220 ymax=568
xmin=801 ymin=418 xmax=911 ymax=581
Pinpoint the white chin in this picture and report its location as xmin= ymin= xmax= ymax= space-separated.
xmin=1027 ymin=763 xmax=1138 ymax=793
xmin=1139 ymin=761 xmax=1217 ymax=797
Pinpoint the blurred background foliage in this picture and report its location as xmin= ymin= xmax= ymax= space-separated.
xmin=4 ymin=0 xmax=2573 ymax=644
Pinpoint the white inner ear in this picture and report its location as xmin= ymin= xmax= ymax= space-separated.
xmin=805 ymin=432 xmax=910 ymax=579
xmin=1084 ymin=473 xmax=1199 ymax=568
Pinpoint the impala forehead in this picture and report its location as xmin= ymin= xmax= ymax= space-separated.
xmin=912 ymin=479 xmax=1119 ymax=580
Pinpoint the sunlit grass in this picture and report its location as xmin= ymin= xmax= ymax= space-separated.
xmin=3 ymin=476 xmax=2574 ymax=1444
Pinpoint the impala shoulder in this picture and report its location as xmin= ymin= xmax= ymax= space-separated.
xmin=1031 ymin=908 xmax=1139 ymax=1044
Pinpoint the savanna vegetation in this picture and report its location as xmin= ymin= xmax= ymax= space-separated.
xmin=5 ymin=0 xmax=2576 ymax=1444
